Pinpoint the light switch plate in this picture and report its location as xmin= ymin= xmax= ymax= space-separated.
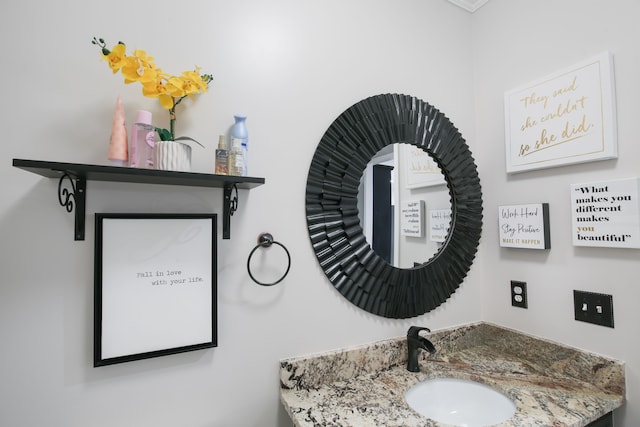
xmin=573 ymin=290 xmax=614 ymax=328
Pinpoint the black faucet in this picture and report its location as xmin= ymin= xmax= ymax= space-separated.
xmin=407 ymin=326 xmax=436 ymax=372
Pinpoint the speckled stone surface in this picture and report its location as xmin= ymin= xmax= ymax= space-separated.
xmin=280 ymin=322 xmax=625 ymax=427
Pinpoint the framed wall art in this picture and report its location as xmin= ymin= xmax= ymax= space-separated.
xmin=498 ymin=203 xmax=550 ymax=249
xmin=571 ymin=177 xmax=640 ymax=248
xmin=404 ymin=145 xmax=447 ymax=188
xmin=429 ymin=208 xmax=451 ymax=243
xmin=400 ymin=200 xmax=425 ymax=237
xmin=504 ymin=52 xmax=617 ymax=173
xmin=94 ymin=213 xmax=217 ymax=366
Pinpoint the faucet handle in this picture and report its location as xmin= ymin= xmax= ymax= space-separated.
xmin=407 ymin=326 xmax=431 ymax=337
xmin=406 ymin=326 xmax=436 ymax=372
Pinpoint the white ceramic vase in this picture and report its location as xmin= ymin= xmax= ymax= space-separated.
xmin=154 ymin=141 xmax=192 ymax=172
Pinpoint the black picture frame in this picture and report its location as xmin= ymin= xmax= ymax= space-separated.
xmin=94 ymin=213 xmax=217 ymax=367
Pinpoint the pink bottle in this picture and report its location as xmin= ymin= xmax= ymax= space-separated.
xmin=130 ymin=110 xmax=155 ymax=168
xmin=107 ymin=96 xmax=129 ymax=166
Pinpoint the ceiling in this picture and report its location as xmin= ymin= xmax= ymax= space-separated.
xmin=446 ymin=0 xmax=489 ymax=13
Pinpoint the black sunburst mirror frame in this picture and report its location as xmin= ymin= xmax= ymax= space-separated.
xmin=305 ymin=93 xmax=483 ymax=319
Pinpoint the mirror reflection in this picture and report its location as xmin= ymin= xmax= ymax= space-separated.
xmin=357 ymin=143 xmax=452 ymax=269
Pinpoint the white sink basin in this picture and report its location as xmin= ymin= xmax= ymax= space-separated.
xmin=405 ymin=377 xmax=516 ymax=426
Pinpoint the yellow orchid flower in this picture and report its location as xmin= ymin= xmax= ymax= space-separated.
xmin=142 ymin=80 xmax=163 ymax=97
xmin=166 ymin=76 xmax=187 ymax=98
xmin=121 ymin=50 xmax=158 ymax=84
xmin=92 ymin=37 xmax=213 ymax=141
xmin=158 ymin=94 xmax=175 ymax=110
xmin=102 ymin=43 xmax=127 ymax=73
xmin=142 ymin=80 xmax=175 ymax=110
xmin=135 ymin=50 xmax=157 ymax=79
xmin=180 ymin=70 xmax=209 ymax=97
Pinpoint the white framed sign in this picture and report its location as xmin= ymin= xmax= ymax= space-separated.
xmin=429 ymin=209 xmax=451 ymax=243
xmin=400 ymin=200 xmax=424 ymax=237
xmin=404 ymin=145 xmax=446 ymax=188
xmin=498 ymin=203 xmax=550 ymax=249
xmin=504 ymin=52 xmax=617 ymax=173
xmin=571 ymin=178 xmax=640 ymax=248
xmin=94 ymin=213 xmax=217 ymax=366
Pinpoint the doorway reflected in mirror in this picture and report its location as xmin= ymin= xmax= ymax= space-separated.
xmin=358 ymin=143 xmax=451 ymax=268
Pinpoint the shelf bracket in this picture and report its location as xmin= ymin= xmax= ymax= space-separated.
xmin=222 ymin=184 xmax=239 ymax=239
xmin=57 ymin=173 xmax=86 ymax=241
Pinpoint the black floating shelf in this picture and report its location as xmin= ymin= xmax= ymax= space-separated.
xmin=13 ymin=158 xmax=265 ymax=241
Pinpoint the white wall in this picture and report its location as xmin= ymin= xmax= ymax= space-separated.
xmin=4 ymin=1 xmax=637 ymax=426
xmin=0 ymin=1 xmax=480 ymax=426
xmin=473 ymin=1 xmax=640 ymax=425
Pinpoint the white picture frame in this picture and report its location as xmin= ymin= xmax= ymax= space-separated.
xmin=404 ymin=145 xmax=447 ymax=188
xmin=429 ymin=209 xmax=452 ymax=243
xmin=498 ymin=203 xmax=550 ymax=250
xmin=504 ymin=52 xmax=617 ymax=173
xmin=400 ymin=200 xmax=425 ymax=237
xmin=570 ymin=178 xmax=640 ymax=248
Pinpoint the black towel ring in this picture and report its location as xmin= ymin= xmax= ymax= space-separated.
xmin=247 ymin=233 xmax=291 ymax=286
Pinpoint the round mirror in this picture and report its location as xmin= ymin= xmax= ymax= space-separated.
xmin=357 ymin=143 xmax=452 ymax=268
xmin=306 ymin=93 xmax=482 ymax=319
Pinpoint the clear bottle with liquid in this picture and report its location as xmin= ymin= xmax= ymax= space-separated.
xmin=129 ymin=110 xmax=155 ymax=168
xmin=228 ymin=136 xmax=245 ymax=176
xmin=215 ymin=135 xmax=229 ymax=175
xmin=230 ymin=115 xmax=248 ymax=176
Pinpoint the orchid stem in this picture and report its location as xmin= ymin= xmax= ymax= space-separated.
xmin=169 ymin=107 xmax=176 ymax=140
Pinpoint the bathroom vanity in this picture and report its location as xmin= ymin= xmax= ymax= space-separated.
xmin=280 ymin=323 xmax=624 ymax=426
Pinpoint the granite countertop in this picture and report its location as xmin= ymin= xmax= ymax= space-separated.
xmin=280 ymin=322 xmax=625 ymax=427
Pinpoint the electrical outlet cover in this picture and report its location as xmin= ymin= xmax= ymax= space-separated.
xmin=511 ymin=280 xmax=527 ymax=309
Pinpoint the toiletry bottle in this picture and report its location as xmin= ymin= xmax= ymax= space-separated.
xmin=130 ymin=110 xmax=155 ymax=168
xmin=228 ymin=136 xmax=245 ymax=176
xmin=107 ymin=96 xmax=128 ymax=166
xmin=230 ymin=115 xmax=248 ymax=176
xmin=215 ymin=135 xmax=229 ymax=175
